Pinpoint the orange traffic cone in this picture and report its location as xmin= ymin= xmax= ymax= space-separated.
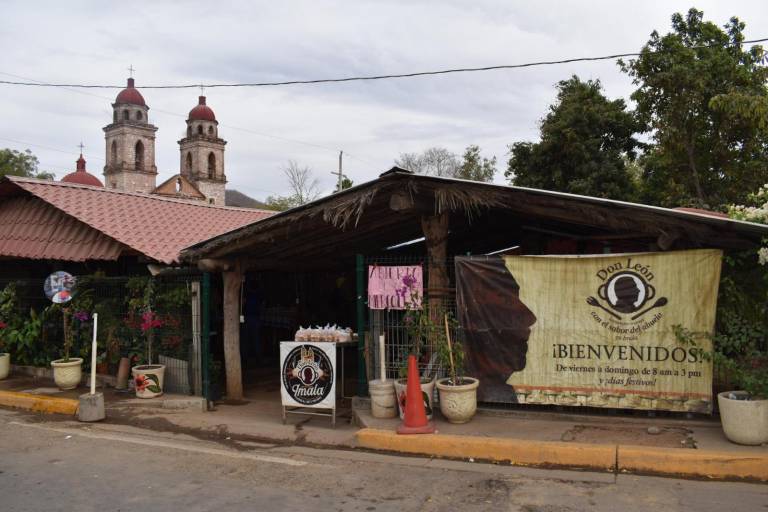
xmin=397 ymin=355 xmax=435 ymax=434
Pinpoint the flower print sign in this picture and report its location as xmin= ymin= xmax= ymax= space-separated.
xmin=43 ymin=271 xmax=76 ymax=304
xmin=368 ymin=265 xmax=423 ymax=310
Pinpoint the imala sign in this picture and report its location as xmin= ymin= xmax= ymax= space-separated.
xmin=280 ymin=343 xmax=335 ymax=408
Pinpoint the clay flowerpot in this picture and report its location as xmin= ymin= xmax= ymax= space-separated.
xmin=718 ymin=391 xmax=768 ymax=445
xmin=394 ymin=377 xmax=435 ymax=420
xmin=0 ymin=353 xmax=10 ymax=380
xmin=132 ymin=364 xmax=165 ymax=399
xmin=50 ymin=358 xmax=83 ymax=390
xmin=436 ymin=377 xmax=480 ymax=424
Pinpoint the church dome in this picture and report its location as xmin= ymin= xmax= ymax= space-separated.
xmin=115 ymin=77 xmax=146 ymax=106
xmin=61 ymin=154 xmax=104 ymax=187
xmin=188 ymin=96 xmax=216 ymax=121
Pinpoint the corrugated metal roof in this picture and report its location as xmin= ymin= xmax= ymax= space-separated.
xmin=0 ymin=177 xmax=274 ymax=264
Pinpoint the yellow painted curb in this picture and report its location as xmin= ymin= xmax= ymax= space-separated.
xmin=618 ymin=445 xmax=768 ymax=482
xmin=0 ymin=390 xmax=79 ymax=415
xmin=356 ymin=428 xmax=616 ymax=471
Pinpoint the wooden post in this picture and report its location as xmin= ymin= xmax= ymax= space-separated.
xmin=421 ymin=211 xmax=449 ymax=294
xmin=222 ymin=265 xmax=244 ymax=400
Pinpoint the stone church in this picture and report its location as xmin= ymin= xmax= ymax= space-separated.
xmin=62 ymin=77 xmax=229 ymax=206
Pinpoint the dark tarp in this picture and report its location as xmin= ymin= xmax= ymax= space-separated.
xmin=455 ymin=256 xmax=537 ymax=402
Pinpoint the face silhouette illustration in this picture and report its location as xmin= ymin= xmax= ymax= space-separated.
xmin=456 ymin=257 xmax=537 ymax=402
xmin=613 ymin=275 xmax=641 ymax=313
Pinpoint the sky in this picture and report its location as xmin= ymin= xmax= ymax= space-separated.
xmin=1 ymin=1 xmax=767 ymax=201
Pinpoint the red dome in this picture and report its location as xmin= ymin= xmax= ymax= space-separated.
xmin=61 ymin=154 xmax=104 ymax=187
xmin=115 ymin=77 xmax=146 ymax=106
xmin=188 ymin=96 xmax=216 ymax=121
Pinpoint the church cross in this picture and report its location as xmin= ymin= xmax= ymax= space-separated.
xmin=127 ymin=64 xmax=135 ymax=78
xmin=200 ymin=83 xmax=205 ymax=96
xmin=78 ymin=142 xmax=85 ymax=154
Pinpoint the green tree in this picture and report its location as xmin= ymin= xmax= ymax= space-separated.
xmin=619 ymin=8 xmax=768 ymax=208
xmin=505 ymin=76 xmax=640 ymax=200
xmin=263 ymin=195 xmax=300 ymax=212
xmin=395 ymin=147 xmax=459 ymax=177
xmin=0 ymin=148 xmax=54 ymax=180
xmin=396 ymin=146 xmax=496 ymax=182
xmin=456 ymin=145 xmax=496 ymax=182
xmin=333 ymin=176 xmax=353 ymax=192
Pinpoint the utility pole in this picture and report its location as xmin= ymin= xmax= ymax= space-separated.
xmin=331 ymin=150 xmax=344 ymax=192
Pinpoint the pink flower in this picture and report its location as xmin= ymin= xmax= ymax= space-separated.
xmin=135 ymin=374 xmax=149 ymax=392
xmin=140 ymin=311 xmax=163 ymax=333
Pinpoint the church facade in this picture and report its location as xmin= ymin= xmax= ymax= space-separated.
xmin=95 ymin=77 xmax=227 ymax=205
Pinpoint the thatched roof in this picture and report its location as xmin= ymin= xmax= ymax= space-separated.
xmin=181 ymin=168 xmax=768 ymax=270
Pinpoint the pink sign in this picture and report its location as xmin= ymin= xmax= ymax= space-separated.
xmin=368 ymin=265 xmax=423 ymax=310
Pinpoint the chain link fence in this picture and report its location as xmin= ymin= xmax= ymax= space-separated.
xmin=366 ymin=256 xmax=458 ymax=382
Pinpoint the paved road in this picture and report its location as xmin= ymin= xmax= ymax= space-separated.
xmin=0 ymin=409 xmax=766 ymax=512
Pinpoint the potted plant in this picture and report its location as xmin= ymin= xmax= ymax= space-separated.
xmin=131 ymin=309 xmax=166 ymax=398
xmin=50 ymin=308 xmax=84 ymax=390
xmin=394 ymin=296 xmax=439 ymax=420
xmin=0 ymin=283 xmax=20 ymax=380
xmin=676 ymin=316 xmax=768 ymax=445
xmin=435 ymin=313 xmax=479 ymax=424
xmin=0 ymin=320 xmax=9 ymax=380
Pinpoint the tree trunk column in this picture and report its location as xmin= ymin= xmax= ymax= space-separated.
xmin=421 ymin=211 xmax=450 ymax=303
xmin=222 ymin=267 xmax=244 ymax=400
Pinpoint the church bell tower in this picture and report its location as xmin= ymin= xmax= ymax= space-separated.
xmin=178 ymin=95 xmax=226 ymax=205
xmin=103 ymin=76 xmax=158 ymax=193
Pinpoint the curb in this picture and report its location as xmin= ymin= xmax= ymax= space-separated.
xmin=618 ymin=445 xmax=768 ymax=482
xmin=355 ymin=428 xmax=768 ymax=482
xmin=0 ymin=390 xmax=79 ymax=416
xmin=107 ymin=396 xmax=207 ymax=413
xmin=356 ymin=428 xmax=616 ymax=471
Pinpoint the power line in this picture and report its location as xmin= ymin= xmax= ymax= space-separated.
xmin=0 ymin=136 xmax=105 ymax=161
xmin=0 ymin=37 xmax=766 ymax=90
xmin=0 ymin=72 xmax=381 ymax=171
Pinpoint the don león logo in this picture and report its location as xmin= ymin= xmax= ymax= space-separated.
xmin=282 ymin=345 xmax=333 ymax=405
xmin=586 ymin=257 xmax=668 ymax=327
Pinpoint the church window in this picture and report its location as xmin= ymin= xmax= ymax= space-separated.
xmin=136 ymin=111 xmax=143 ymax=121
xmin=187 ymin=126 xmax=192 ymax=137
xmin=113 ymin=111 xmax=117 ymax=123
xmin=186 ymin=153 xmax=193 ymax=173
xmin=208 ymin=126 xmax=214 ymax=136
xmin=197 ymin=125 xmax=203 ymax=135
xmin=123 ymin=110 xmax=129 ymax=120
xmin=111 ymin=141 xmax=117 ymax=164
xmin=209 ymin=198 xmax=215 ymax=204
xmin=207 ymin=152 xmax=215 ymax=177
xmin=135 ymin=141 xmax=144 ymax=170
xmin=175 ymin=177 xmax=182 ymax=193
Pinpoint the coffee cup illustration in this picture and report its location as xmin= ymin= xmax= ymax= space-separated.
xmin=597 ymin=271 xmax=655 ymax=314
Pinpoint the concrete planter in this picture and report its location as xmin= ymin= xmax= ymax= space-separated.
xmin=436 ymin=377 xmax=480 ymax=424
xmin=50 ymin=358 xmax=83 ymax=390
xmin=0 ymin=353 xmax=9 ymax=380
xmin=132 ymin=364 xmax=165 ymax=399
xmin=394 ymin=377 xmax=435 ymax=420
xmin=718 ymin=391 xmax=768 ymax=445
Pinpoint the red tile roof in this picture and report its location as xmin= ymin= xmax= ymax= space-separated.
xmin=0 ymin=177 xmax=274 ymax=264
xmin=0 ymin=196 xmax=124 ymax=261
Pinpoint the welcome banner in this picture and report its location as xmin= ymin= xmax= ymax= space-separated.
xmin=455 ymin=249 xmax=722 ymax=413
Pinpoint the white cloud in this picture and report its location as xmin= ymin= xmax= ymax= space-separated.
xmin=1 ymin=0 xmax=766 ymax=198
